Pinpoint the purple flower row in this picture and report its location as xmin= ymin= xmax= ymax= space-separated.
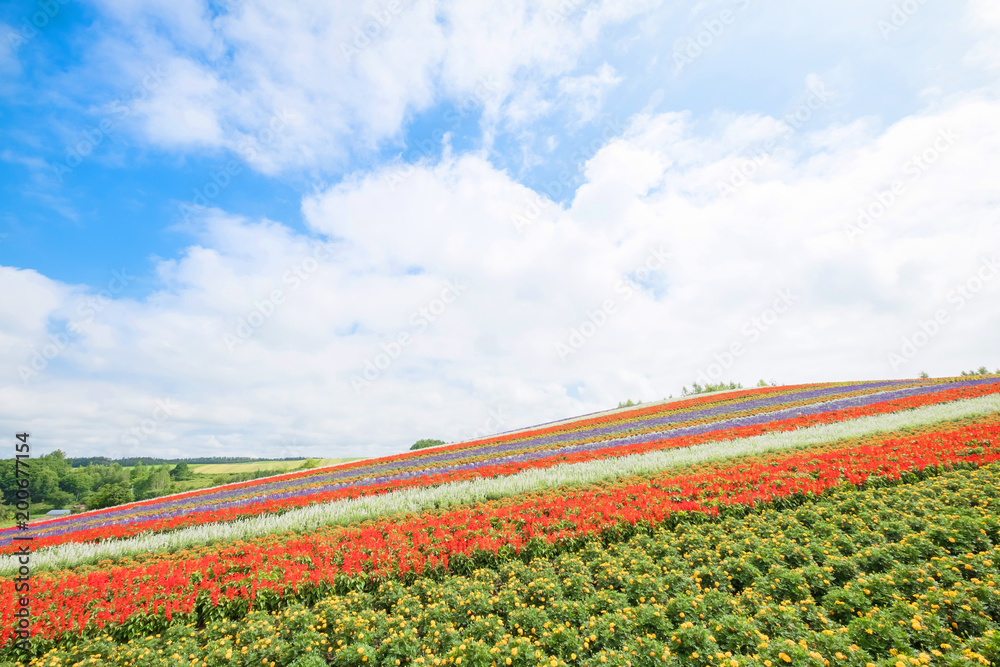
xmin=6 ymin=378 xmax=991 ymax=547
xmin=6 ymin=381 xmax=896 ymax=541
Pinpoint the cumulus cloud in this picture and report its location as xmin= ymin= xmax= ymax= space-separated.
xmin=77 ymin=0 xmax=659 ymax=173
xmin=3 ymin=93 xmax=999 ymax=458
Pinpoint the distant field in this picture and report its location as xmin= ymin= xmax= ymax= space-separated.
xmin=190 ymin=458 xmax=365 ymax=474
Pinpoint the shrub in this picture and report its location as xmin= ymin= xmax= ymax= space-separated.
xmin=410 ymin=439 xmax=446 ymax=451
xmin=87 ymin=483 xmax=134 ymax=510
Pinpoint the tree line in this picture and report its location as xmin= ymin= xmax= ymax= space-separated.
xmin=0 ymin=451 xmax=198 ymax=517
xmin=66 ymin=455 xmax=300 ymax=467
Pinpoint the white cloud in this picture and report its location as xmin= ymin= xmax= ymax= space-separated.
xmin=964 ymin=0 xmax=1000 ymax=71
xmin=131 ymin=58 xmax=226 ymax=147
xmin=557 ymin=63 xmax=622 ymax=124
xmin=74 ymin=0 xmax=659 ymax=173
xmin=3 ymin=94 xmax=999 ymax=459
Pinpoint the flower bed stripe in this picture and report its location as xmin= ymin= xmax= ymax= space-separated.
xmin=4 ymin=408 xmax=1000 ymax=649
xmin=4 ymin=389 xmax=999 ymax=572
xmin=4 ymin=378 xmax=995 ymax=555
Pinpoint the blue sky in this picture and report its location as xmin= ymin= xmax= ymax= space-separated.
xmin=2 ymin=0 xmax=999 ymax=458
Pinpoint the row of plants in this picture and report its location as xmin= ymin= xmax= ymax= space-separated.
xmin=6 ymin=380 xmax=997 ymax=556
xmin=16 ymin=458 xmax=1000 ymax=665
xmin=17 ymin=392 xmax=999 ymax=576
xmin=5 ymin=411 xmax=1000 ymax=654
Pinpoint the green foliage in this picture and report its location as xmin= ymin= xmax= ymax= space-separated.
xmin=1 ymin=450 xmax=307 ymax=516
xmin=298 ymin=458 xmax=322 ymax=470
xmin=26 ymin=465 xmax=1000 ymax=666
xmin=1 ymin=450 xmax=93 ymax=507
xmin=210 ymin=468 xmax=279 ymax=487
xmin=87 ymin=483 xmax=134 ymax=510
xmin=961 ymin=366 xmax=998 ymax=376
xmin=132 ymin=464 xmax=172 ymax=500
xmin=46 ymin=489 xmax=75 ymax=509
xmin=68 ymin=455 xmax=297 ymax=468
xmin=410 ymin=438 xmax=446 ymax=451
xmin=59 ymin=469 xmax=94 ymax=498
xmin=0 ymin=460 xmax=19 ymax=506
xmin=91 ymin=462 xmax=129 ymax=487
xmin=616 ymin=399 xmax=642 ymax=408
xmin=170 ymin=461 xmax=194 ymax=480
xmin=682 ymin=381 xmax=744 ymax=396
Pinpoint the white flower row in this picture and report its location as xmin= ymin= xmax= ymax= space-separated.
xmin=5 ymin=393 xmax=998 ymax=574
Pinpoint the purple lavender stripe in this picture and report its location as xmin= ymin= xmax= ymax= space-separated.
xmin=3 ymin=382 xmax=893 ymax=539
xmin=5 ymin=379 xmax=992 ymax=546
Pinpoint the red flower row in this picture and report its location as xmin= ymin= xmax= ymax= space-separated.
xmin=6 ymin=380 xmax=997 ymax=555
xmin=4 ymin=411 xmax=998 ymax=647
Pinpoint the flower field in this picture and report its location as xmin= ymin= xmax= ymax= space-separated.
xmin=4 ymin=378 xmax=998 ymax=556
xmin=5 ymin=376 xmax=1000 ymax=666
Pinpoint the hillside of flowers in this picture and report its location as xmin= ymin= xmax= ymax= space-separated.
xmin=4 ymin=376 xmax=1000 ymax=665
xmin=3 ymin=377 xmax=999 ymax=557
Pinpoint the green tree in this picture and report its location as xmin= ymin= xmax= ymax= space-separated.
xmin=40 ymin=450 xmax=71 ymax=477
xmin=410 ymin=439 xmax=446 ymax=451
xmin=87 ymin=483 xmax=134 ymax=510
xmin=0 ymin=460 xmax=19 ymax=505
xmin=169 ymin=462 xmax=194 ymax=480
xmin=129 ymin=461 xmax=147 ymax=482
xmin=683 ymin=381 xmax=743 ymax=396
xmin=46 ymin=490 xmax=75 ymax=509
xmin=59 ymin=470 xmax=94 ymax=499
xmin=143 ymin=467 xmax=171 ymax=498
xmin=34 ymin=467 xmax=60 ymax=504
xmin=91 ymin=462 xmax=129 ymax=487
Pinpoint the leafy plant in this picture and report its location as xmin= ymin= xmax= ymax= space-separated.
xmin=682 ymin=381 xmax=743 ymax=396
xmin=86 ymin=483 xmax=134 ymax=511
xmin=410 ymin=438 xmax=446 ymax=451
